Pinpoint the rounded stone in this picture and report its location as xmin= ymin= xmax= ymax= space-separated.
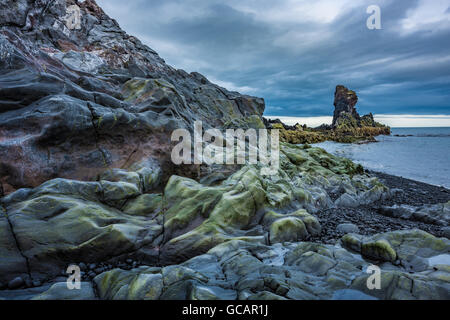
xmin=32 ymin=280 xmax=42 ymax=287
xmin=8 ymin=276 xmax=24 ymax=289
xmin=337 ymin=223 xmax=360 ymax=234
xmin=269 ymin=217 xmax=308 ymax=244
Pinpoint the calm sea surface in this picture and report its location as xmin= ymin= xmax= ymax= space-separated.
xmin=314 ymin=127 xmax=450 ymax=188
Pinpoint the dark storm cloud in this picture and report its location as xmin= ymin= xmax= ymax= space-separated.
xmin=97 ymin=0 xmax=450 ymax=116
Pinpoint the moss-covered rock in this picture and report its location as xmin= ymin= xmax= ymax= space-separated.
xmin=77 ymin=228 xmax=450 ymax=301
xmin=1 ymin=190 xmax=163 ymax=282
xmin=269 ymin=217 xmax=308 ymax=244
xmin=342 ymin=229 xmax=450 ymax=264
xmin=361 ymin=239 xmax=397 ymax=262
xmin=94 ymin=267 xmax=163 ymax=300
xmin=122 ymin=193 xmax=162 ymax=216
xmin=0 ymin=140 xmax=393 ymax=292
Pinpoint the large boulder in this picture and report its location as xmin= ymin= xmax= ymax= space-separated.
xmin=0 ymin=178 xmax=163 ymax=283
xmin=341 ymin=229 xmax=450 ymax=268
xmin=379 ymin=202 xmax=450 ymax=226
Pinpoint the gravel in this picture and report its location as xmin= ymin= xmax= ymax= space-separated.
xmin=310 ymin=171 xmax=450 ymax=244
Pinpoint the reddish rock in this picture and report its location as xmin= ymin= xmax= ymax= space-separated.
xmin=0 ymin=0 xmax=265 ymax=194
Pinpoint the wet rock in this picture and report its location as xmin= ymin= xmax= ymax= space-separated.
xmin=8 ymin=277 xmax=24 ymax=290
xmin=32 ymin=282 xmax=96 ymax=300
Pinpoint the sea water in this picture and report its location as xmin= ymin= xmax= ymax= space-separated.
xmin=314 ymin=127 xmax=450 ymax=188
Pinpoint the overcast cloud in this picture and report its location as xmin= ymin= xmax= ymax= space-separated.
xmin=97 ymin=0 xmax=450 ymax=117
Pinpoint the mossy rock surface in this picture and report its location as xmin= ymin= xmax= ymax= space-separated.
xmin=269 ymin=217 xmax=308 ymax=244
xmin=89 ymin=231 xmax=450 ymax=300
xmin=0 ymin=141 xmax=397 ymax=294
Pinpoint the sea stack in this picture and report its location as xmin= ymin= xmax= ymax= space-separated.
xmin=332 ymin=85 xmax=360 ymax=127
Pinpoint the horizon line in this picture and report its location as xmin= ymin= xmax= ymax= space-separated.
xmin=265 ymin=114 xmax=450 ymax=128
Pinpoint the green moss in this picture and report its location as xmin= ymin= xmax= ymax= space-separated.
xmin=122 ymin=194 xmax=162 ymax=216
xmin=361 ymin=239 xmax=397 ymax=262
xmin=269 ymin=217 xmax=308 ymax=244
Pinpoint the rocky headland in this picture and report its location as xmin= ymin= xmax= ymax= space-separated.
xmin=0 ymin=0 xmax=448 ymax=300
xmin=265 ymin=85 xmax=391 ymax=144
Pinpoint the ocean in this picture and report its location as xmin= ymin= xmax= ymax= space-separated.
xmin=313 ymin=127 xmax=450 ymax=189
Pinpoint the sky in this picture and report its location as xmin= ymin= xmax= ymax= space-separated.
xmin=96 ymin=0 xmax=450 ymax=125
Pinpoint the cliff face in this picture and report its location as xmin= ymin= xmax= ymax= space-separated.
xmin=0 ymin=0 xmax=264 ymax=194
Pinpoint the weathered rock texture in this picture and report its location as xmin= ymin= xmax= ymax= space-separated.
xmin=0 ymin=0 xmax=264 ymax=194
xmin=332 ymin=85 xmax=359 ymax=127
xmin=0 ymin=1 xmax=448 ymax=301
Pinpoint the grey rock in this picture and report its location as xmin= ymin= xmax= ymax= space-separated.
xmin=331 ymin=289 xmax=378 ymax=300
xmin=337 ymin=223 xmax=360 ymax=234
xmin=335 ymin=193 xmax=359 ymax=208
xmin=8 ymin=277 xmax=24 ymax=290
xmin=93 ymin=231 xmax=450 ymax=300
xmin=442 ymin=227 xmax=450 ymax=239
xmin=379 ymin=202 xmax=450 ymax=226
xmin=32 ymin=282 xmax=96 ymax=300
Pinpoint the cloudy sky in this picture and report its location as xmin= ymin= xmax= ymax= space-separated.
xmin=97 ymin=0 xmax=450 ymax=120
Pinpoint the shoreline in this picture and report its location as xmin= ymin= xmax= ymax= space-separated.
xmin=312 ymin=127 xmax=450 ymax=190
xmin=311 ymin=170 xmax=450 ymax=244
